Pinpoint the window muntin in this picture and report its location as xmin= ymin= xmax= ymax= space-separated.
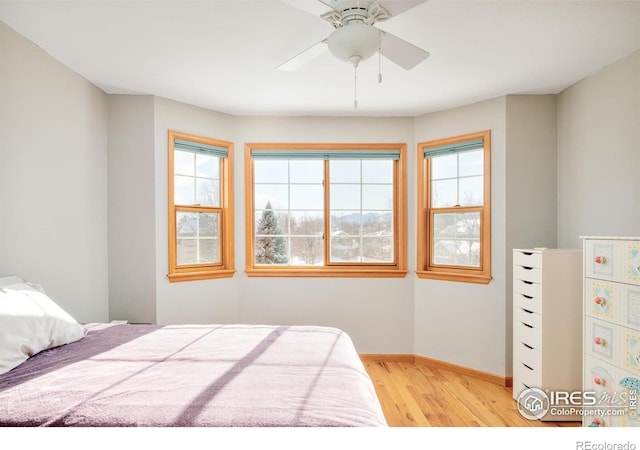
xmin=168 ymin=131 xmax=234 ymax=282
xmin=245 ymin=144 xmax=407 ymax=277
xmin=417 ymin=131 xmax=491 ymax=284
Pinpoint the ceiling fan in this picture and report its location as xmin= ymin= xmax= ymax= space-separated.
xmin=277 ymin=0 xmax=430 ymax=72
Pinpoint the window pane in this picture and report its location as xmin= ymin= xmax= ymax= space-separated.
xmin=459 ymin=150 xmax=483 ymax=177
xmin=174 ymin=150 xmax=194 ymax=176
xmin=196 ymin=154 xmax=220 ymax=178
xmin=331 ymin=211 xmax=361 ymax=235
xmin=177 ymin=239 xmax=197 ymax=265
xmin=290 ymin=237 xmax=323 ymax=266
xmin=176 ymin=211 xmax=220 ymax=265
xmin=362 ymin=184 xmax=393 ymax=210
xmin=198 ymin=238 xmax=220 ymax=264
xmin=363 ymin=237 xmax=393 ymax=262
xmin=255 ymin=236 xmax=288 ymax=265
xmin=255 ymin=208 xmax=287 ymax=236
xmin=362 ymin=211 xmax=393 ymax=236
xmin=290 ymin=211 xmax=323 ymax=236
xmin=330 ymin=234 xmax=361 ymax=262
xmin=431 ymin=154 xmax=457 ymax=180
xmin=362 ymin=160 xmax=392 ymax=184
xmin=196 ymin=178 xmax=219 ymax=207
xmin=330 ymin=184 xmax=361 ymax=210
xmin=432 ymin=212 xmax=480 ymax=267
xmin=254 ymin=209 xmax=289 ymax=234
xmin=254 ymin=160 xmax=288 ymax=183
xmin=330 ymin=160 xmax=361 ymax=183
xmin=290 ymin=160 xmax=323 ymax=184
xmin=290 ymin=184 xmax=323 ymax=210
xmin=459 ymin=176 xmax=483 ymax=206
xmin=254 ymin=184 xmax=288 ymax=210
xmin=175 ymin=175 xmax=195 ymax=205
xmin=431 ymin=179 xmax=457 ymax=207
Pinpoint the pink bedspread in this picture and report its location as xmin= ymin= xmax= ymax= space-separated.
xmin=0 ymin=323 xmax=387 ymax=427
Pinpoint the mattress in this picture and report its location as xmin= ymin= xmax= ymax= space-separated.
xmin=0 ymin=322 xmax=387 ymax=427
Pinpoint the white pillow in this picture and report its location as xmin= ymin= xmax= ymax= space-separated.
xmin=0 ymin=275 xmax=25 ymax=287
xmin=0 ymin=282 xmax=86 ymax=375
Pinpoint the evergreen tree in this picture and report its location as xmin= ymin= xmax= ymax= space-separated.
xmin=256 ymin=201 xmax=288 ymax=264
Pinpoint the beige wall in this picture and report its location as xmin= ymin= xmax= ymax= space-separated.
xmin=557 ymin=49 xmax=640 ymax=248
xmin=108 ymin=95 xmax=157 ymax=323
xmin=0 ymin=21 xmax=109 ymax=322
xmin=413 ymin=97 xmax=509 ymax=375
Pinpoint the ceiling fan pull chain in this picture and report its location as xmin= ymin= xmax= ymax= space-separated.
xmin=354 ymin=64 xmax=358 ymax=109
xmin=378 ymin=30 xmax=382 ymax=84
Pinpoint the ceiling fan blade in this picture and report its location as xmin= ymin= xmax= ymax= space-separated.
xmin=379 ymin=31 xmax=429 ymax=70
xmin=279 ymin=0 xmax=335 ymax=17
xmin=276 ymin=39 xmax=328 ymax=71
xmin=378 ymin=0 xmax=428 ymax=17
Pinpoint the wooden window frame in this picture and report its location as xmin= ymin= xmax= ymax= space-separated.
xmin=244 ymin=143 xmax=408 ymax=278
xmin=416 ymin=130 xmax=492 ymax=284
xmin=167 ymin=130 xmax=235 ymax=282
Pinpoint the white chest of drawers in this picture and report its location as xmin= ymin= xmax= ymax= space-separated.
xmin=582 ymin=237 xmax=640 ymax=427
xmin=512 ymin=248 xmax=582 ymax=420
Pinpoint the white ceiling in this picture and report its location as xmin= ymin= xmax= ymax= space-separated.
xmin=1 ymin=0 xmax=639 ymax=117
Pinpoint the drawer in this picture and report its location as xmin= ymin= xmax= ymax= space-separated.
xmin=584 ymin=239 xmax=622 ymax=282
xmin=585 ymin=278 xmax=620 ymax=323
xmin=625 ymin=286 xmax=640 ymax=329
xmin=514 ymin=291 xmax=542 ymax=314
xmin=583 ymin=355 xmax=624 ymax=427
xmin=514 ymin=359 xmax=541 ymax=389
xmin=624 ymin=241 xmax=640 ymax=284
xmin=514 ymin=277 xmax=542 ymax=297
xmin=622 ymin=328 xmax=640 ymax=375
xmin=585 ymin=316 xmax=619 ymax=363
xmin=514 ymin=265 xmax=542 ymax=283
xmin=514 ymin=250 xmax=542 ymax=269
xmin=584 ymin=354 xmax=618 ymax=395
xmin=514 ymin=339 xmax=542 ymax=368
xmin=512 ymin=382 xmax=532 ymax=401
xmin=514 ymin=305 xmax=542 ymax=329
xmin=514 ymin=316 xmax=542 ymax=349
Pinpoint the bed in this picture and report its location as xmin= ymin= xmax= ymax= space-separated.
xmin=0 ymin=278 xmax=387 ymax=427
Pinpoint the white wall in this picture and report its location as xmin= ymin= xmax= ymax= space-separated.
xmin=235 ymin=116 xmax=416 ymax=353
xmin=557 ymin=49 xmax=640 ymax=248
xmin=108 ymin=95 xmax=156 ymax=323
xmin=413 ymin=97 xmax=508 ymax=376
xmin=0 ymin=21 xmax=109 ymax=322
xmin=153 ymin=97 xmax=240 ymax=325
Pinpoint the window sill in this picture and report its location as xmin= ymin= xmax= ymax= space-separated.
xmin=415 ymin=270 xmax=491 ymax=284
xmin=167 ymin=269 xmax=236 ymax=282
xmin=246 ymin=268 xmax=408 ymax=278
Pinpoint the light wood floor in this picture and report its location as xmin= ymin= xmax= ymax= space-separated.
xmin=363 ymin=360 xmax=581 ymax=427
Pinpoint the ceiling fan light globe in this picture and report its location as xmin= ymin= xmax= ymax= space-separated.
xmin=326 ymin=23 xmax=379 ymax=63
